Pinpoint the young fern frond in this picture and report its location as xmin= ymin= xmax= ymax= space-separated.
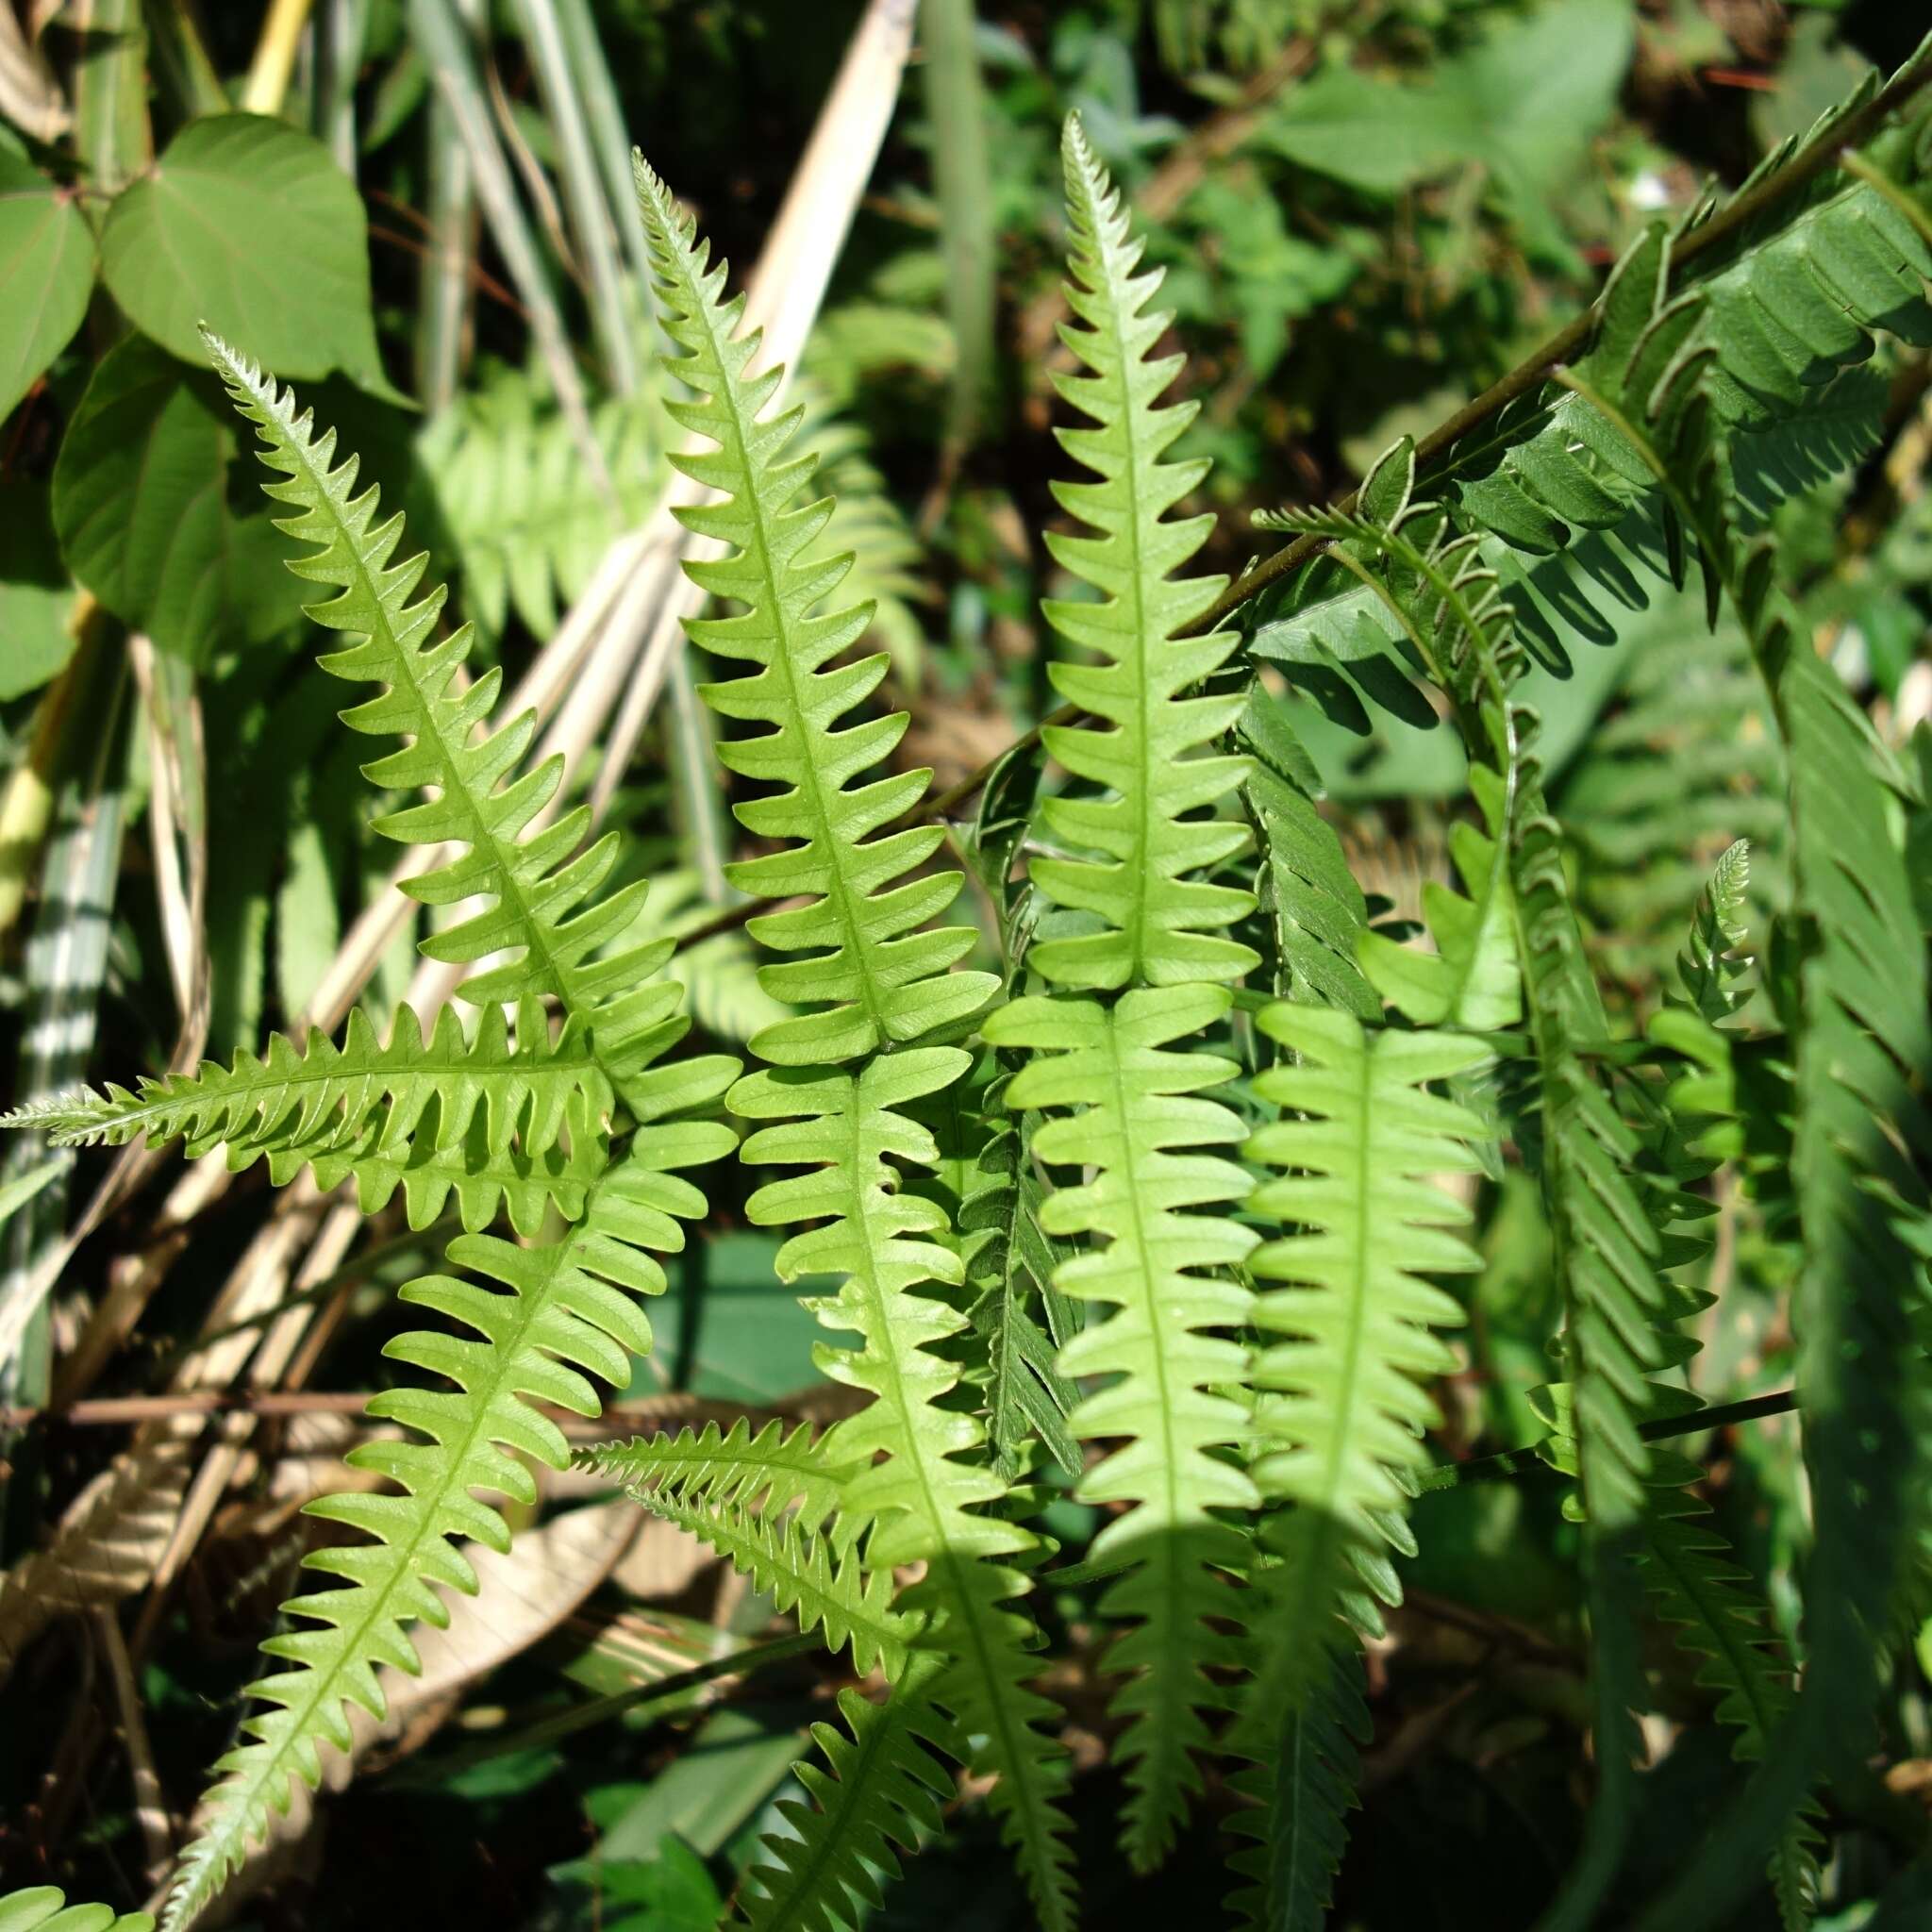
xmin=1031 ymin=117 xmax=1256 ymax=992
xmin=630 ymin=158 xmax=1072 ymax=1926
xmin=163 ymin=1110 xmax=733 ymax=1932
xmin=1226 ymin=1004 xmax=1487 ymax=1929
xmin=202 ymin=335 xmax=682 ymax=1103
xmin=986 ymin=984 xmax=1258 ymax=1866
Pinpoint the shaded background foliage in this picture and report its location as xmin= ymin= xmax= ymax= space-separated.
xmin=5 ymin=1 xmax=1932 ymax=1927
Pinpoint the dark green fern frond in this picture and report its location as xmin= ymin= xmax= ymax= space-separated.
xmin=1555 ymin=240 xmax=1932 ymax=1932
xmin=956 ymin=1071 xmax=1081 ymax=1482
xmin=203 ymin=334 xmax=680 ymax=1103
xmin=1227 ymin=1647 xmax=1372 ymax=1932
xmin=986 ymin=983 xmax=1257 ymax=1868
xmin=1029 ymin=117 xmax=1257 ymax=991
xmin=632 ymin=157 xmax=997 ymax=1067
xmin=162 ymin=1100 xmax=735 ymax=1932
xmin=736 ymin=1656 xmax=958 ymax=1932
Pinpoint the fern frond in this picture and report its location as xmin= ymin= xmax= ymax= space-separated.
xmin=633 ymin=157 xmax=997 ymax=1067
xmin=1555 ymin=253 xmax=1932 ymax=1924
xmin=203 ymin=334 xmax=681 ymax=1099
xmin=1029 ymin=117 xmax=1257 ymax=991
xmin=1240 ymin=705 xmax=1381 ymax=1022
xmin=736 ymin=1656 xmax=958 ymax=1932
xmin=730 ymin=1051 xmax=1075 ymax=1924
xmin=13 ymin=995 xmax=607 ymax=1163
xmin=1227 ymin=1646 xmax=1372 ymax=1932
xmin=632 ymin=152 xmax=1071 ymax=1925
xmin=986 ymin=982 xmax=1257 ymax=1866
xmin=1674 ymin=837 xmax=1753 ymax=1024
xmin=577 ymin=1417 xmax=855 ymax=1529
xmin=1225 ymin=1004 xmax=1484 ymax=1928
xmin=632 ymin=1485 xmax=910 ymax=1681
xmin=161 ymin=1100 xmax=734 ymax=1932
xmin=0 ymin=1885 xmax=155 ymax=1932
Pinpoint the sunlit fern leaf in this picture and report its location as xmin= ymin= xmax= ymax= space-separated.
xmin=8 ymin=995 xmax=608 ymax=1169
xmin=309 ymin=1091 xmax=608 ymax=1238
xmin=1227 ymin=1004 xmax=1486 ymax=1929
xmin=576 ymin=1417 xmax=898 ymax=1668
xmin=985 ymin=982 xmax=1258 ymax=1867
xmin=1029 ymin=117 xmax=1257 ymax=991
xmin=202 ymin=334 xmax=681 ymax=1103
xmin=730 ymin=1051 xmax=1076 ymax=1924
xmin=1227 ymin=1646 xmax=1371 ymax=1932
xmin=161 ymin=1105 xmax=735 ymax=1932
xmin=0 ymin=1886 xmax=155 ymax=1932
xmin=631 ymin=149 xmax=1071 ymax=1926
xmin=631 ymin=156 xmax=998 ymax=1067
xmin=737 ymin=1656 xmax=957 ymax=1932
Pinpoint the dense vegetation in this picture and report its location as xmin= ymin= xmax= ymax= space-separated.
xmin=7 ymin=2 xmax=1932 ymax=1927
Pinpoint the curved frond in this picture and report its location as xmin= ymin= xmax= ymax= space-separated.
xmin=736 ymin=1657 xmax=957 ymax=1932
xmin=203 ymin=334 xmax=682 ymax=1100
xmin=161 ymin=1107 xmax=734 ymax=1932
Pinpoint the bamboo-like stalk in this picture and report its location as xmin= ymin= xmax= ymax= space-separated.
xmin=240 ymin=0 xmax=316 ymax=116
xmin=510 ymin=0 xmax=640 ymax=393
xmin=408 ymin=0 xmax=611 ymax=496
xmin=922 ymin=0 xmax=996 ymax=450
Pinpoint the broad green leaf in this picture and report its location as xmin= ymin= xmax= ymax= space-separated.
xmin=0 ymin=152 xmax=93 ymax=421
xmin=52 ymin=335 xmax=233 ymax=664
xmin=100 ymin=115 xmax=388 ymax=390
xmin=0 ymin=480 xmax=77 ymax=700
xmin=1265 ymin=0 xmax=1634 ymax=258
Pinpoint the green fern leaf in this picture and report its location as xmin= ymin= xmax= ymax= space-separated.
xmin=730 ymin=1051 xmax=1075 ymax=1924
xmin=632 ymin=157 xmax=997 ymax=1066
xmin=0 ymin=1885 xmax=155 ymax=1932
xmin=985 ymin=982 xmax=1257 ymax=1866
xmin=203 ymin=334 xmax=682 ymax=1100
xmin=1226 ymin=1003 xmax=1485 ymax=1928
xmin=162 ymin=1099 xmax=734 ymax=1932
xmin=580 ymin=1423 xmax=910 ymax=1679
xmin=9 ymin=994 xmax=608 ymax=1175
xmin=1029 ymin=117 xmax=1257 ymax=991
xmin=736 ymin=1656 xmax=958 ymax=1932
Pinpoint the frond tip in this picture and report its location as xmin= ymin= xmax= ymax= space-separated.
xmin=1029 ymin=115 xmax=1257 ymax=992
